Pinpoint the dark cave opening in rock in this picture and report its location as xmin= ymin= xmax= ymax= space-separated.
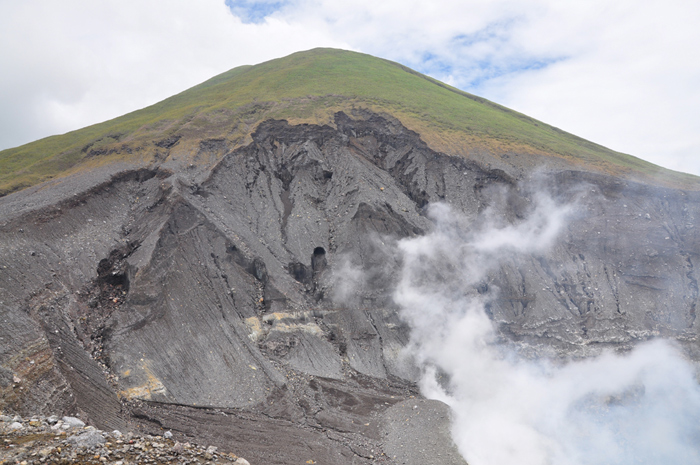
xmin=312 ymin=247 xmax=327 ymax=273
xmin=101 ymin=271 xmax=129 ymax=291
xmin=289 ymin=261 xmax=311 ymax=284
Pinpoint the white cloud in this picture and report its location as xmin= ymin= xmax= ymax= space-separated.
xmin=1 ymin=0 xmax=698 ymax=176
xmin=477 ymin=0 xmax=700 ymax=175
xmin=0 ymin=0 xmax=347 ymax=149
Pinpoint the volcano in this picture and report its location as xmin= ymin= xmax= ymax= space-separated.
xmin=1 ymin=48 xmax=699 ymax=465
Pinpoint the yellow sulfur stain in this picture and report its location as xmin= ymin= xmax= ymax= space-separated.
xmin=272 ymin=321 xmax=323 ymax=336
xmin=264 ymin=313 xmax=323 ymax=335
xmin=244 ymin=316 xmax=264 ymax=341
xmin=118 ymin=360 xmax=167 ymax=400
xmin=246 ymin=312 xmax=324 ymax=341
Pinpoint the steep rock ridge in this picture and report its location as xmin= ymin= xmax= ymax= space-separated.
xmin=0 ymin=169 xmax=165 ymax=431
xmin=489 ymin=172 xmax=700 ymax=356
xmin=1 ymin=111 xmax=699 ymax=463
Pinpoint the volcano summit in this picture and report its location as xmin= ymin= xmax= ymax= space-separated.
xmin=1 ymin=49 xmax=699 ymax=464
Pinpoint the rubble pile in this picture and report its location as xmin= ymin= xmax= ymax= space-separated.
xmin=0 ymin=413 xmax=250 ymax=465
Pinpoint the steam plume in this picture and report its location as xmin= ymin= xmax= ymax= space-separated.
xmin=395 ymin=196 xmax=700 ymax=464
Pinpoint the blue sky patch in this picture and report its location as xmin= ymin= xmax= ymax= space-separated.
xmin=226 ymin=0 xmax=288 ymax=24
xmin=413 ymin=22 xmax=566 ymax=95
xmin=419 ymin=52 xmax=454 ymax=76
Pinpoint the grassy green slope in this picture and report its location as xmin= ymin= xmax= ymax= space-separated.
xmin=1 ymin=48 xmax=696 ymax=195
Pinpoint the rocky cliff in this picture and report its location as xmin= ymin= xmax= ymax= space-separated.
xmin=1 ymin=50 xmax=699 ymax=465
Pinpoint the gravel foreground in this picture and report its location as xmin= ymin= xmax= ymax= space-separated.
xmin=0 ymin=413 xmax=250 ymax=465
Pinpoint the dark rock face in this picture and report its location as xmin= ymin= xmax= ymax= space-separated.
xmin=1 ymin=111 xmax=698 ymax=464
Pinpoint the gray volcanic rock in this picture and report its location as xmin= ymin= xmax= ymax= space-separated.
xmin=67 ymin=428 xmax=106 ymax=448
xmin=383 ymin=399 xmax=467 ymax=465
xmin=0 ymin=413 xmax=251 ymax=464
xmin=1 ymin=111 xmax=699 ymax=463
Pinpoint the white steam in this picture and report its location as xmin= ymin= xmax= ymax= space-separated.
xmin=330 ymin=255 xmax=365 ymax=305
xmin=395 ymin=198 xmax=700 ymax=465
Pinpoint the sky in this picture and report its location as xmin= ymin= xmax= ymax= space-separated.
xmin=1 ymin=0 xmax=699 ymax=175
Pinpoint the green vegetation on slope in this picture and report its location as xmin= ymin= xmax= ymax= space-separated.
xmin=1 ymin=48 xmax=696 ymax=195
